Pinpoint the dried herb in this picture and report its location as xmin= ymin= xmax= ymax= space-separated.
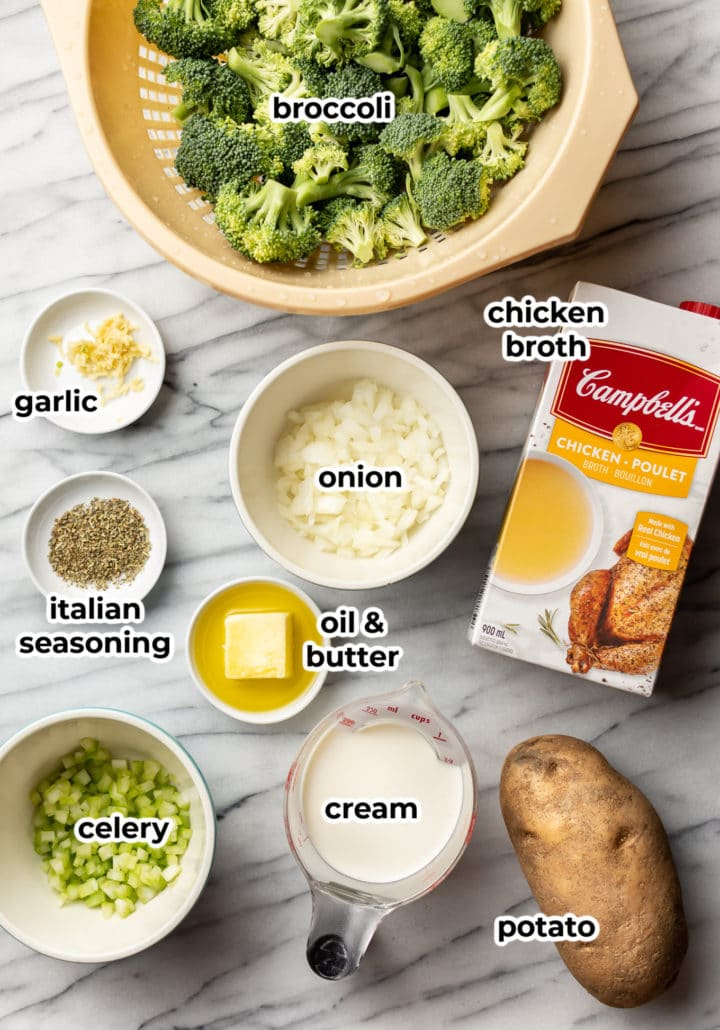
xmin=503 ymin=622 xmax=521 ymax=635
xmin=48 ymin=497 xmax=151 ymax=590
xmin=537 ymin=608 xmax=566 ymax=651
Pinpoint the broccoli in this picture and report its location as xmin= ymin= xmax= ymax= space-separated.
xmin=474 ymin=36 xmax=561 ymax=122
xmin=174 ymin=113 xmax=267 ymax=197
xmin=323 ymin=200 xmax=384 ymax=264
xmin=133 ymin=0 xmax=251 ymax=59
xmin=419 ymin=17 xmax=474 ymax=92
xmin=295 ymin=143 xmax=400 ymax=206
xmin=291 ymin=57 xmax=332 ymax=96
xmin=389 ymin=0 xmax=424 ymax=47
xmin=378 ymin=111 xmax=446 ymax=180
xmin=227 ymin=39 xmax=299 ymax=104
xmin=441 ymin=92 xmax=488 ymax=153
xmin=429 ymin=0 xmax=476 ymax=24
xmin=293 ymin=142 xmax=349 ymax=182
xmin=476 ymin=119 xmax=526 ymax=178
xmin=257 ymin=121 xmax=314 ymax=181
xmin=294 ymin=0 xmax=388 ymax=67
xmin=165 ymin=57 xmax=251 ymax=123
xmin=381 ymin=189 xmax=427 ymax=249
xmin=465 ymin=14 xmax=496 ymax=52
xmin=324 ymin=65 xmax=385 ymax=143
xmin=477 ymin=0 xmax=560 ymax=39
xmin=413 ymin=149 xmax=491 ymax=228
xmin=357 ymin=20 xmax=405 ymax=75
xmin=420 ymin=63 xmax=449 ymax=114
xmin=256 ymin=0 xmax=301 ymax=45
xmin=214 ymin=178 xmax=321 ymax=261
xmin=393 ymin=63 xmax=425 ymax=113
xmin=523 ymin=0 xmax=562 ymax=33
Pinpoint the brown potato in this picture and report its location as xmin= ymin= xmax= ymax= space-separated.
xmin=500 ymin=734 xmax=687 ymax=1008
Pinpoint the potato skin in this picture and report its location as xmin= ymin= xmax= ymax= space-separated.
xmin=500 ymin=735 xmax=687 ymax=1008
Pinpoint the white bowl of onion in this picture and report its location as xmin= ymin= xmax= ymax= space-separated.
xmin=229 ymin=341 xmax=479 ymax=590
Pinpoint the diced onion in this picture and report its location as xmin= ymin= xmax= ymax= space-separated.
xmin=274 ymin=379 xmax=450 ymax=558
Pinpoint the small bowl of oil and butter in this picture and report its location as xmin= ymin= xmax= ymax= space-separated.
xmin=186 ymin=578 xmax=329 ymax=724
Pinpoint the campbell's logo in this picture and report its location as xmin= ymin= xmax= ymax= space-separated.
xmin=552 ymin=340 xmax=720 ymax=457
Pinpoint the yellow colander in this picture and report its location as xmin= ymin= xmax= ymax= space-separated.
xmin=42 ymin=0 xmax=637 ymax=315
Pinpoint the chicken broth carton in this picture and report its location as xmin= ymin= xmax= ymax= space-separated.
xmin=470 ymin=284 xmax=720 ymax=695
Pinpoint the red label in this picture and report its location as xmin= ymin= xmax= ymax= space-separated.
xmin=551 ymin=340 xmax=720 ymax=457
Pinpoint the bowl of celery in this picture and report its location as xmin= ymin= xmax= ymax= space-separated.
xmin=0 ymin=709 xmax=216 ymax=962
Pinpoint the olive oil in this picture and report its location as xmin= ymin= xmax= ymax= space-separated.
xmin=190 ymin=581 xmax=323 ymax=713
xmin=494 ymin=457 xmax=594 ymax=585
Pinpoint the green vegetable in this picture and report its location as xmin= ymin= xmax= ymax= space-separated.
xmin=294 ymin=0 xmax=389 ymax=67
xmin=31 ymin=738 xmax=191 ymax=919
xmin=419 ymin=17 xmax=474 ymax=93
xmin=133 ymin=0 xmax=253 ymax=59
xmin=174 ymin=113 xmax=268 ymax=198
xmin=413 ymin=149 xmax=492 ymax=229
xmin=474 ymin=36 xmax=562 ymax=123
xmin=165 ymin=57 xmax=251 ymax=123
xmin=132 ymin=0 xmax=563 ymax=263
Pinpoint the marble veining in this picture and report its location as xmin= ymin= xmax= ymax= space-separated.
xmin=0 ymin=1 xmax=719 ymax=1028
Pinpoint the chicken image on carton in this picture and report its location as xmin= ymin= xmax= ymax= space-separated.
xmin=470 ymin=285 xmax=720 ymax=696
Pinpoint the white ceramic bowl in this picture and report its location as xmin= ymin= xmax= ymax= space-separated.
xmin=0 ymin=708 xmax=216 ymax=963
xmin=492 ymin=451 xmax=604 ymax=595
xmin=23 ymin=471 xmax=167 ymax=602
xmin=20 ymin=288 xmax=165 ymax=434
xmin=186 ymin=577 xmax=329 ymax=724
xmin=228 ymin=342 xmax=479 ymax=590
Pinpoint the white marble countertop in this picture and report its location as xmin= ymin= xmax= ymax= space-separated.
xmin=1 ymin=1 xmax=719 ymax=1028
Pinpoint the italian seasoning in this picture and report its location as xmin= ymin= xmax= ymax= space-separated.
xmin=48 ymin=497 xmax=151 ymax=590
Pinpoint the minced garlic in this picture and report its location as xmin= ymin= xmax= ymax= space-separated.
xmin=52 ymin=314 xmax=153 ymax=404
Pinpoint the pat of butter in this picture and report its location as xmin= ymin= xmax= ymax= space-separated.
xmin=224 ymin=612 xmax=293 ymax=679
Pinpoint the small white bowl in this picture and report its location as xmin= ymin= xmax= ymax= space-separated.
xmin=186 ymin=577 xmax=329 ymax=725
xmin=492 ymin=451 xmax=605 ymax=595
xmin=20 ymin=288 xmax=165 ymax=434
xmin=0 ymin=708 xmax=216 ymax=963
xmin=23 ymin=471 xmax=167 ymax=602
xmin=228 ymin=341 xmax=479 ymax=590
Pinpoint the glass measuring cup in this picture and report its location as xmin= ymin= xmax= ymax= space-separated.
xmin=284 ymin=680 xmax=477 ymax=979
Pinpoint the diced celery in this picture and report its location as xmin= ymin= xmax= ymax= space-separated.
xmin=31 ymin=738 xmax=192 ymax=919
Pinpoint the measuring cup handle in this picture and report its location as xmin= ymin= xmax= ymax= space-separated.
xmin=306 ymin=889 xmax=384 ymax=980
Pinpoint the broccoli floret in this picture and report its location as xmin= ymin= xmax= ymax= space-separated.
xmin=255 ymin=121 xmax=314 ymax=181
xmin=215 ymin=178 xmax=321 ymax=261
xmin=165 ymin=57 xmax=251 ymax=123
xmin=419 ymin=17 xmax=474 ymax=92
xmin=227 ymin=39 xmax=301 ymax=104
xmin=413 ymin=150 xmax=491 ymax=228
xmin=389 ymin=0 xmax=424 ymax=47
xmin=324 ymin=65 xmax=385 ymax=143
xmin=523 ymin=0 xmax=562 ymax=33
xmin=465 ymin=14 xmax=497 ymax=51
xmin=476 ymin=119 xmax=526 ymax=178
xmin=441 ymin=91 xmax=489 ymax=153
xmin=174 ymin=113 xmax=267 ymax=197
xmin=133 ymin=0 xmax=250 ymax=58
xmin=379 ymin=111 xmax=446 ymax=180
xmin=474 ymin=36 xmax=561 ymax=122
xmin=420 ymin=63 xmax=449 ymax=114
xmin=393 ymin=64 xmax=425 ymax=113
xmin=478 ymin=0 xmax=559 ymax=39
xmin=293 ymin=142 xmax=349 ymax=182
xmin=295 ymin=143 xmax=400 ymax=206
xmin=294 ymin=0 xmax=388 ymax=66
xmin=429 ymin=0 xmax=476 ymax=24
xmin=324 ymin=200 xmax=384 ymax=265
xmin=381 ymin=189 xmax=427 ymax=249
xmin=292 ymin=57 xmax=332 ymax=96
xmin=256 ymin=0 xmax=300 ymax=44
